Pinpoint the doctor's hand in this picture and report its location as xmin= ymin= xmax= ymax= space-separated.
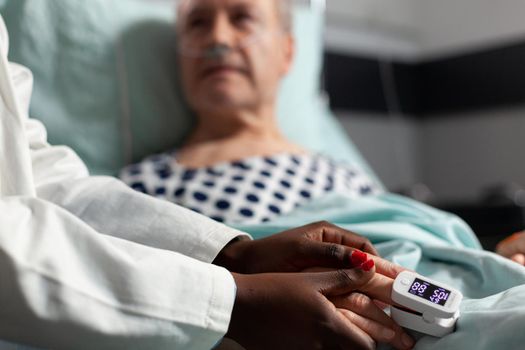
xmin=227 ymin=265 xmax=414 ymax=350
xmin=215 ymin=221 xmax=405 ymax=279
xmin=496 ymin=231 xmax=525 ymax=265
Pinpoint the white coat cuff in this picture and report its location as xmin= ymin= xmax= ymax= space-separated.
xmin=191 ymin=225 xmax=251 ymax=263
xmin=207 ymin=265 xmax=237 ymax=337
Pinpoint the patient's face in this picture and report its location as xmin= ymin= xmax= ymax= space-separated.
xmin=177 ymin=0 xmax=294 ymax=116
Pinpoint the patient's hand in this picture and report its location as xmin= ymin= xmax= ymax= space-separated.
xmin=228 ymin=266 xmax=414 ymax=350
xmin=304 ymin=266 xmax=398 ymax=307
xmin=332 ymin=290 xmax=414 ymax=350
xmin=306 ymin=266 xmax=411 ymax=348
xmin=496 ymin=231 xmax=525 ymax=265
xmin=217 ymin=221 xmax=414 ymax=349
xmin=215 ymin=221 xmax=406 ymax=280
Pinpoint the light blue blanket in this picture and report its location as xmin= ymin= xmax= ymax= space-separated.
xmin=233 ymin=193 xmax=525 ymax=349
xmin=2 ymin=193 xmax=524 ymax=349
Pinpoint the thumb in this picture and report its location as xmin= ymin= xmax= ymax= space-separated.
xmin=310 ymin=261 xmax=376 ymax=297
xmin=299 ymin=242 xmax=404 ymax=280
xmin=296 ymin=241 xmax=371 ymax=269
xmin=511 ymin=253 xmax=525 ymax=265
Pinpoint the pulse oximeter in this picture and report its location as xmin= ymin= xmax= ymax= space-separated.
xmin=391 ymin=271 xmax=462 ymax=337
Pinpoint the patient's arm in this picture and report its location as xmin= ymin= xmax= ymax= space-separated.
xmin=496 ymin=231 xmax=525 ymax=265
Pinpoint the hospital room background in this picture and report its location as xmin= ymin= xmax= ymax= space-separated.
xmin=3 ymin=0 xmax=525 ymax=349
xmin=324 ymin=0 xmax=525 ymax=251
xmin=3 ymin=0 xmax=525 ymax=252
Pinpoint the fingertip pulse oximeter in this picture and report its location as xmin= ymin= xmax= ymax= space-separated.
xmin=391 ymin=271 xmax=462 ymax=337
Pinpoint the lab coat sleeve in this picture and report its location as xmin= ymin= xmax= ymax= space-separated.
xmin=0 ymin=17 xmax=239 ymax=349
xmin=0 ymin=196 xmax=236 ymax=349
xmin=27 ymin=117 xmax=250 ymax=263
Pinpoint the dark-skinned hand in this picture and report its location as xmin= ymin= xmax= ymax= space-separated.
xmin=214 ymin=221 xmax=415 ymax=350
xmin=215 ymin=221 xmax=405 ymax=280
xmin=228 ymin=264 xmax=414 ymax=350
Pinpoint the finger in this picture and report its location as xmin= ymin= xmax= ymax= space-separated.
xmin=339 ymin=309 xmax=414 ymax=350
xmin=297 ymin=242 xmax=368 ymax=270
xmin=511 ymin=253 xmax=525 ymax=265
xmin=308 ymin=270 xmax=398 ymax=307
xmin=359 ymin=273 xmax=402 ymax=306
xmin=298 ymin=241 xmax=405 ymax=278
xmin=368 ymin=254 xmax=407 ymax=279
xmin=305 ymin=221 xmax=380 ymax=256
xmin=333 ymin=293 xmax=393 ymax=327
xmin=302 ymin=266 xmax=396 ymax=306
xmin=329 ymin=311 xmax=376 ymax=350
xmin=360 ymin=272 xmax=394 ymax=304
xmin=373 ymin=299 xmax=389 ymax=310
xmin=496 ymin=232 xmax=525 ymax=257
xmin=333 ymin=294 xmax=415 ymax=350
xmin=337 ymin=309 xmax=397 ymax=345
xmin=311 ymin=265 xmax=376 ymax=297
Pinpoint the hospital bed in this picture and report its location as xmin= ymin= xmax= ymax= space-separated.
xmin=3 ymin=1 xmax=525 ymax=349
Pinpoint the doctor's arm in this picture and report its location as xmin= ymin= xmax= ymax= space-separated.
xmin=0 ymin=196 xmax=236 ymax=350
xmin=27 ymin=118 xmax=247 ymax=263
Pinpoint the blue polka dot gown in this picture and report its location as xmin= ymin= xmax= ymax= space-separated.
xmin=119 ymin=152 xmax=382 ymax=224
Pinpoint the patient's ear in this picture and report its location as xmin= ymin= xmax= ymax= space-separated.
xmin=280 ymin=34 xmax=295 ymax=77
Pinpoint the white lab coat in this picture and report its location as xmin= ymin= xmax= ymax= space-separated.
xmin=0 ymin=15 xmax=248 ymax=350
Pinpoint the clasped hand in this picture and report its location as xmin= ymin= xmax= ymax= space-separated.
xmin=214 ymin=221 xmax=415 ymax=350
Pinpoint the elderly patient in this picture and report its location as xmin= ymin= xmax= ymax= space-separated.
xmin=120 ymin=0 xmax=381 ymax=224
xmin=119 ymin=0 xmax=525 ymax=268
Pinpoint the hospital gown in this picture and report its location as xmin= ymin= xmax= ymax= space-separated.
xmin=120 ymin=151 xmax=382 ymax=224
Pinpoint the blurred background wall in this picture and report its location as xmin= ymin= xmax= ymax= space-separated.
xmin=324 ymin=0 xmax=525 ymax=203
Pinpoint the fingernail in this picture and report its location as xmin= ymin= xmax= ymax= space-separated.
xmin=402 ymin=333 xmax=415 ymax=348
xmin=360 ymin=259 xmax=375 ymax=271
xmin=351 ymin=250 xmax=367 ymax=266
xmin=382 ymin=328 xmax=395 ymax=340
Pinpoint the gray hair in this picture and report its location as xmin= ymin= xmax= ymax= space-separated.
xmin=277 ymin=0 xmax=293 ymax=33
xmin=176 ymin=0 xmax=293 ymax=33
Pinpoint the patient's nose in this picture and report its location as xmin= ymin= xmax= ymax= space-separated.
xmin=207 ymin=14 xmax=237 ymax=48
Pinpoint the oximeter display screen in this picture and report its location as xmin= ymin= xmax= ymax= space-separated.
xmin=409 ymin=278 xmax=451 ymax=306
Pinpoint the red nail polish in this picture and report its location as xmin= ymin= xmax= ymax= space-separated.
xmin=351 ymin=250 xmax=367 ymax=266
xmin=361 ymin=259 xmax=375 ymax=272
